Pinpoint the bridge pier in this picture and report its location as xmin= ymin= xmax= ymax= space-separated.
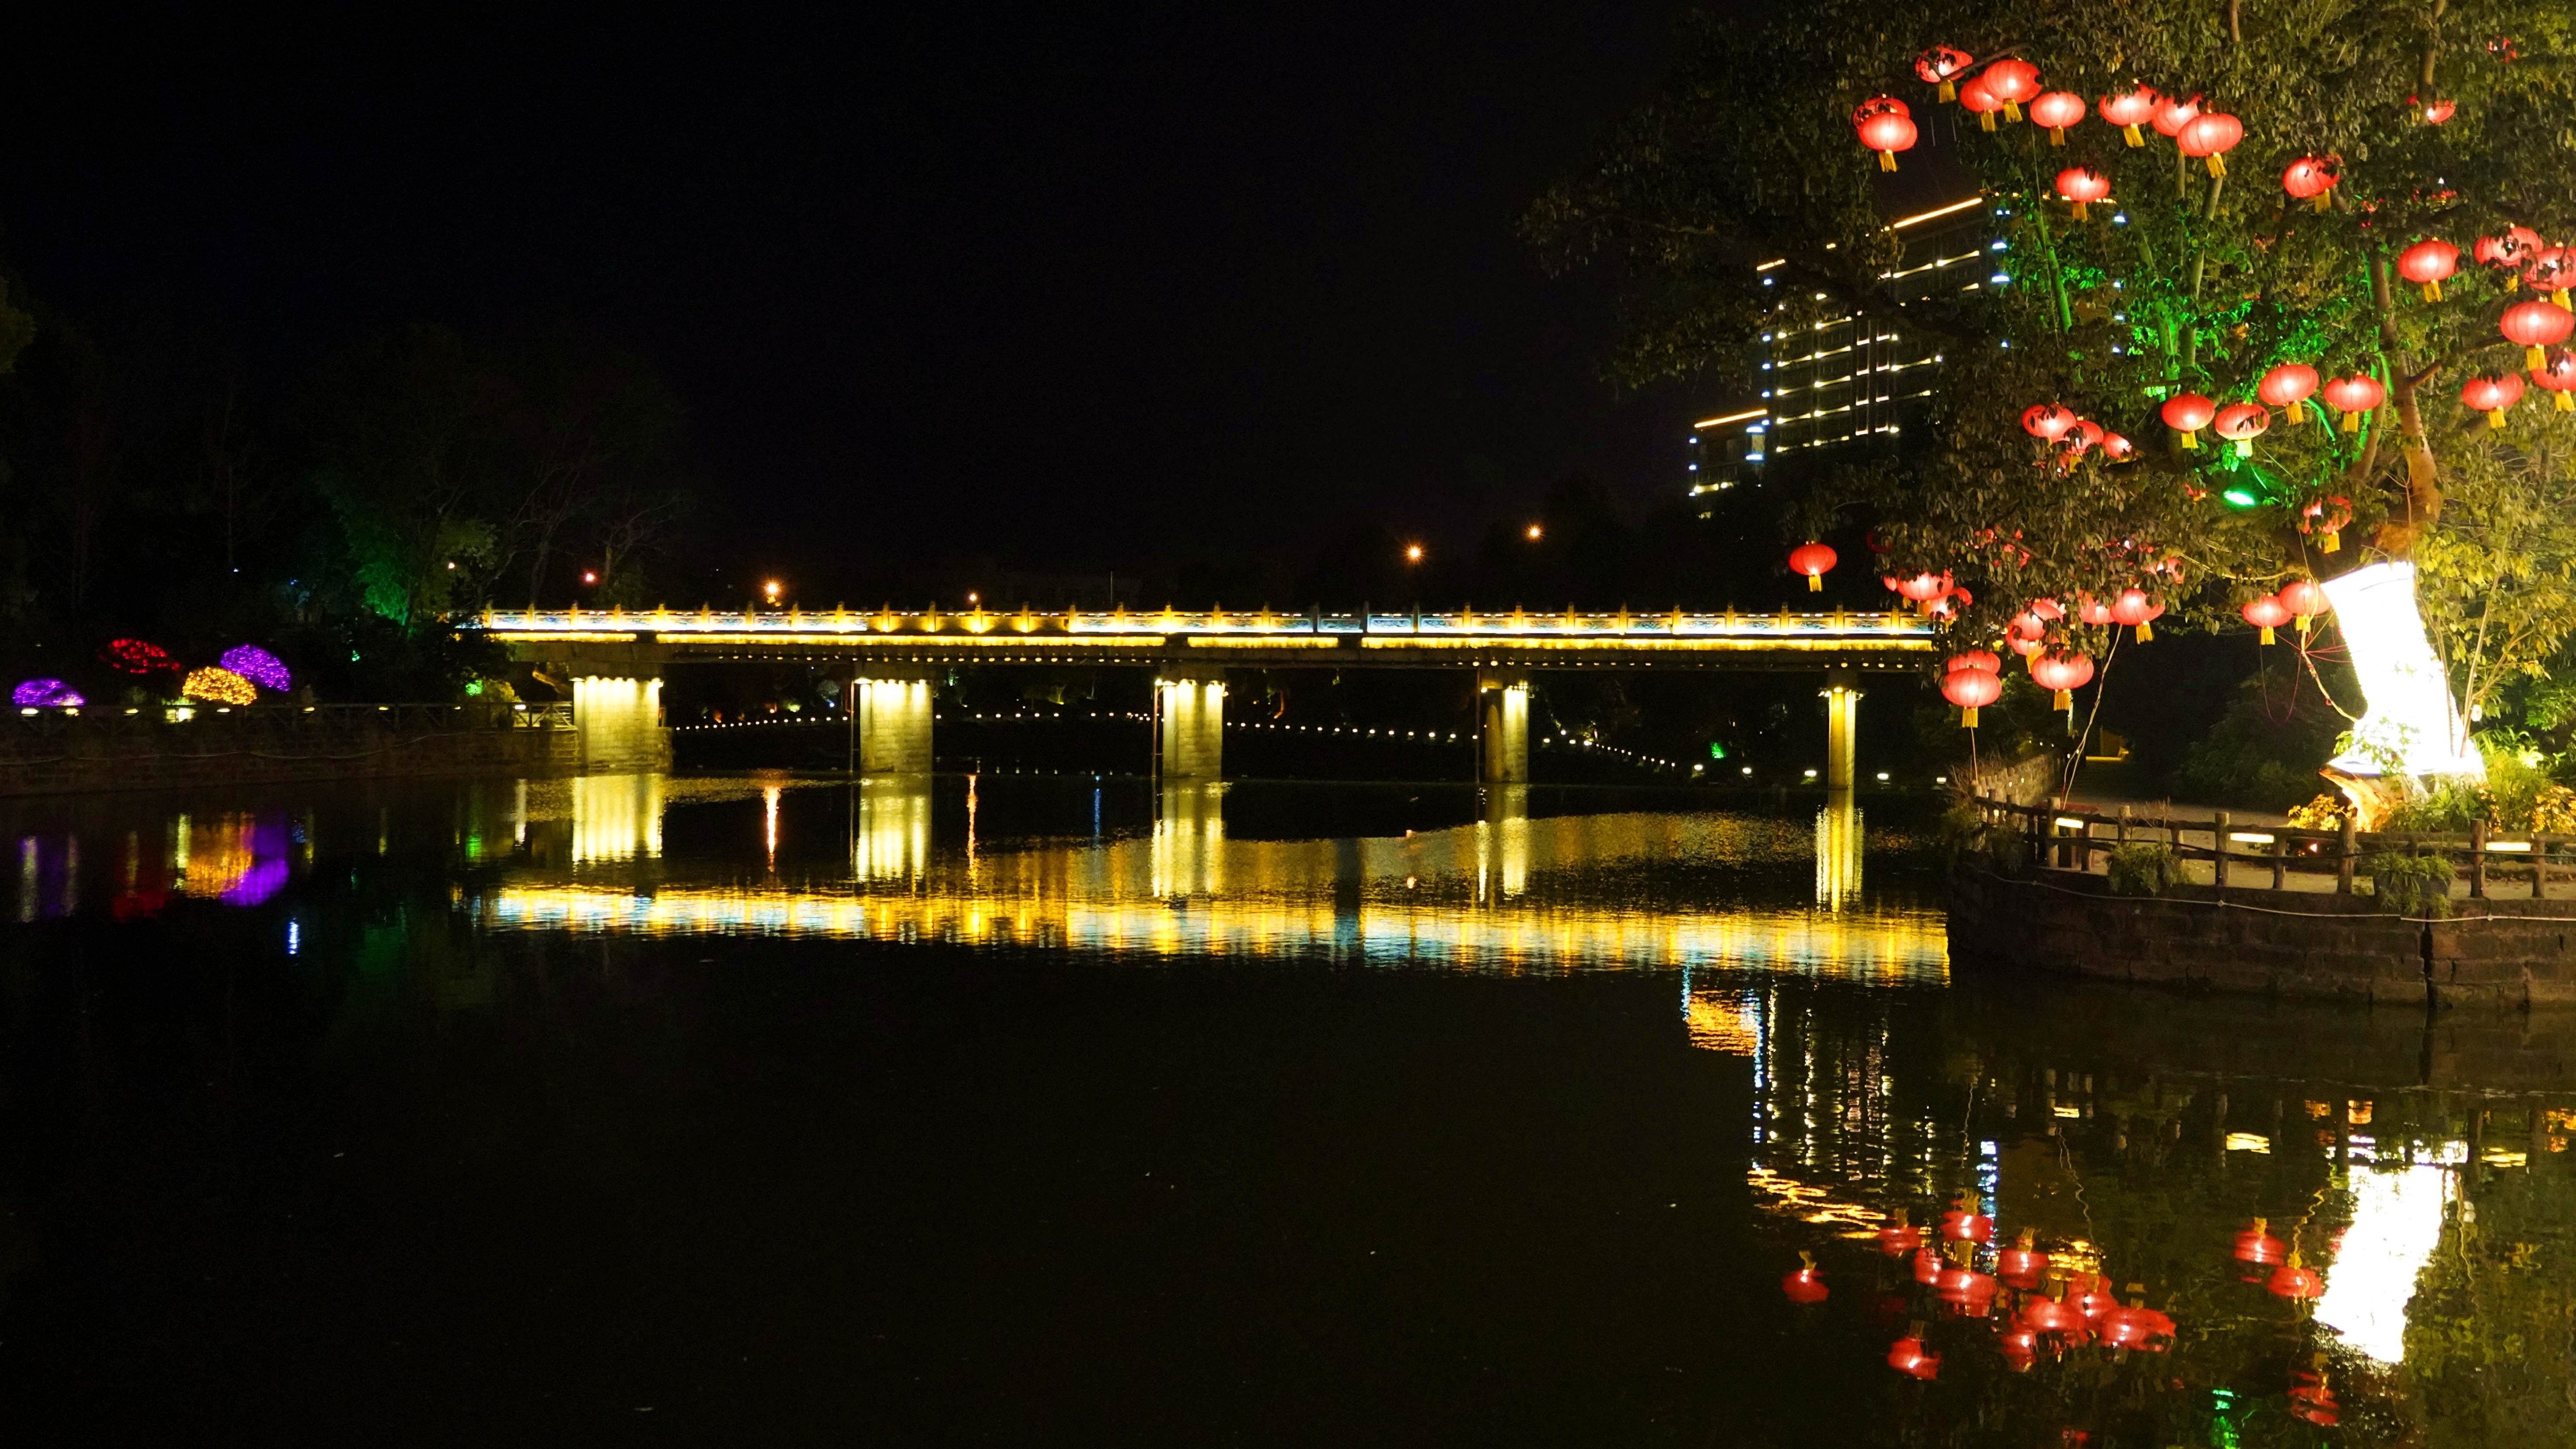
xmin=1477 ymin=670 xmax=1529 ymax=783
xmin=570 ymin=674 xmax=671 ymax=772
xmin=1157 ymin=667 xmax=1226 ymax=781
xmin=1821 ymin=671 xmax=1862 ymax=791
xmin=853 ymin=670 xmax=935 ymax=775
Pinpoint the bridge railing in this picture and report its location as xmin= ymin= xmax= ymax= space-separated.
xmin=471 ymin=605 xmax=1937 ymax=641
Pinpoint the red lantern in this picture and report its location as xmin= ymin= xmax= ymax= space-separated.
xmin=2463 ymin=370 xmax=2525 ymax=428
xmin=1942 ymin=665 xmax=2002 ymax=728
xmin=2027 ymin=597 xmax=2064 ymax=622
xmin=2233 ymin=1217 xmax=2287 ymax=1267
xmin=2098 ymin=89 xmax=2155 ymax=147
xmin=1911 ymin=1245 xmax=1943 ymax=1285
xmin=2533 ymin=348 xmax=2576 ymax=412
xmin=2019 ymin=1293 xmax=2083 ymax=1336
xmin=1998 ymin=1326 xmax=2039 ymax=1371
xmin=2501 ymin=297 xmax=2574 ymax=368
xmin=1914 ymin=45 xmax=1974 ymax=102
xmin=2053 ymin=166 xmax=2110 ymax=219
xmin=1980 ymin=58 xmax=2039 ymax=123
xmin=2151 ymin=93 xmax=2201 ymax=137
xmin=1939 ymin=1197 xmax=1994 ymax=1244
xmin=1957 ymin=74 xmax=2004 ymax=131
xmin=2110 ymin=587 xmax=2163 ymax=642
xmin=2279 ymin=578 xmax=2329 ymax=634
xmin=2213 ymin=402 xmax=2269 ymax=456
xmin=2029 ymin=90 xmax=2085 ymax=144
xmin=2176 ymin=112 xmax=2243 ymax=176
xmin=1946 ymin=650 xmax=2000 ymax=674
xmin=2100 ymin=1303 xmax=2175 ymax=1352
xmin=1934 ymin=1266 xmax=1998 ymax=1315
xmin=2289 ymin=1380 xmax=2340 ymax=1426
xmin=2240 ymin=593 xmax=2292 ymax=644
xmin=1789 ymin=541 xmax=1838 ymax=591
xmin=1781 ymin=1251 xmax=1829 ymax=1305
xmin=2301 ymin=495 xmax=2352 ymax=553
xmin=2258 ymin=362 xmax=2320 ymax=422
xmin=1856 ymin=103 xmax=1918 ymax=171
xmin=2020 ymin=403 xmax=2078 ymax=439
xmin=2266 ymin=1254 xmax=2325 ymax=1300
xmin=2029 ymin=651 xmax=2094 ymax=709
xmin=2522 ymin=245 xmax=2571 ymax=304
xmin=2322 ymin=373 xmax=2385 ymax=431
xmin=2099 ymin=431 xmax=2134 ymax=460
xmin=1886 ymin=1332 xmax=1940 ymax=1380
xmin=2281 ymin=155 xmax=2337 ymax=211
xmin=1996 ymin=1229 xmax=2049 ymax=1287
xmin=1876 ymin=1219 xmax=1922 ymax=1257
xmin=2159 ymin=392 xmax=2216 ymax=449
xmin=2478 ymin=228 xmax=2539 ymax=285
xmin=1897 ymin=572 xmax=1952 ymax=609
xmin=2413 ymin=95 xmax=2456 ymax=124
xmin=2065 ymin=418 xmax=2105 ymax=455
xmin=2397 ymin=238 xmax=2461 ymax=301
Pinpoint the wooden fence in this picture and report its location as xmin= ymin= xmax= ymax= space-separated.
xmin=1974 ymin=795 xmax=2576 ymax=899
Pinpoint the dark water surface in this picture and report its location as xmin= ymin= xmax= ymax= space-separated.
xmin=3 ymin=774 xmax=2572 ymax=1444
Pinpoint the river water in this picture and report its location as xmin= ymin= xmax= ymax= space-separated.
xmin=1 ymin=772 xmax=2570 ymax=1443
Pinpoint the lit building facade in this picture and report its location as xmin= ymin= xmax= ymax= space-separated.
xmin=1687 ymin=196 xmax=1994 ymax=507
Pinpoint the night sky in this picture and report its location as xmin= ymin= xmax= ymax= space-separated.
xmin=5 ymin=2 xmax=1718 ymax=591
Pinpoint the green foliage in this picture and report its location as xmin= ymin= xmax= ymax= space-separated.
xmin=1532 ymin=0 xmax=2576 ymax=722
xmin=2367 ymin=848 xmax=2456 ymax=916
xmin=2384 ymin=780 xmax=2491 ymax=832
xmin=2477 ymin=731 xmax=2555 ymax=828
xmin=2171 ymin=670 xmax=2346 ymax=808
xmin=2106 ymin=841 xmax=2180 ymax=895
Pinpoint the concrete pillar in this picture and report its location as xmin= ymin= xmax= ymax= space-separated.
xmin=571 ymin=675 xmax=671 ymax=772
xmin=1821 ymin=672 xmax=1862 ymax=790
xmin=850 ymin=775 xmax=931 ymax=882
xmin=1158 ymin=667 xmax=1225 ymax=781
xmin=854 ymin=672 xmax=934 ymax=775
xmin=1152 ymin=783 xmax=1226 ymax=897
xmin=1477 ymin=669 xmax=1529 ymax=783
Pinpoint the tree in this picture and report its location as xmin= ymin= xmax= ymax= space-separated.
xmin=1531 ymin=0 xmax=2576 ymax=811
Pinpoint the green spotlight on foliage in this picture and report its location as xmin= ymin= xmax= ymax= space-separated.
xmin=2221 ymin=488 xmax=2259 ymax=508
xmin=1707 ymin=741 xmax=1728 ymax=759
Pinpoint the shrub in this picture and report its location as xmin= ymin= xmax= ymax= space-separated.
xmin=2477 ymin=734 xmax=2554 ymax=830
xmin=2106 ymin=843 xmax=2181 ymax=897
xmin=2284 ymin=793 xmax=2351 ymax=830
xmin=2380 ymin=782 xmax=2490 ymax=834
xmin=2534 ymin=785 xmax=2576 ymax=834
xmin=2366 ymin=851 xmax=2455 ymax=918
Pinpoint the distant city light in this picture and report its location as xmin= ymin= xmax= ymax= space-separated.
xmin=1405 ymin=544 xmax=1425 ymax=563
xmin=1525 ymin=524 xmax=1543 ymax=540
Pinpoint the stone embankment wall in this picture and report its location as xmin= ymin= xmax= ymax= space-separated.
xmin=1948 ymin=863 xmax=2576 ymax=1011
xmin=0 ymin=714 xmax=583 ymax=797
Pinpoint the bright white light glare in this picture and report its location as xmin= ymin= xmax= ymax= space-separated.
xmin=2315 ymin=1163 xmax=2450 ymax=1363
xmin=2325 ymin=563 xmax=2484 ymax=777
xmin=2225 ymin=1132 xmax=2271 ymax=1152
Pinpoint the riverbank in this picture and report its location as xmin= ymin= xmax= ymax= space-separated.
xmin=0 ymin=705 xmax=593 ymax=796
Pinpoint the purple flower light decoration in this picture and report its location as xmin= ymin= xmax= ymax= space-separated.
xmin=218 ymin=646 xmax=292 ymax=693
xmin=11 ymin=678 xmax=84 ymax=707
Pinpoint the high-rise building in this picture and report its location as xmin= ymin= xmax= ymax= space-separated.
xmin=1687 ymin=196 xmax=1996 ymax=510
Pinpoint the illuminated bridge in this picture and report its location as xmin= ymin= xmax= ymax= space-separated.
xmin=468 ymin=605 xmax=1936 ymax=782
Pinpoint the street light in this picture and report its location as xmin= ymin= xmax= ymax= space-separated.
xmin=1404 ymin=543 xmax=1425 ymax=563
xmin=764 ymin=579 xmax=784 ymax=604
xmin=1526 ymin=523 xmax=1543 ymax=540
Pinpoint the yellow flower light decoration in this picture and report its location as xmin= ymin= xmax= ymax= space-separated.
xmin=181 ymin=666 xmax=259 ymax=706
